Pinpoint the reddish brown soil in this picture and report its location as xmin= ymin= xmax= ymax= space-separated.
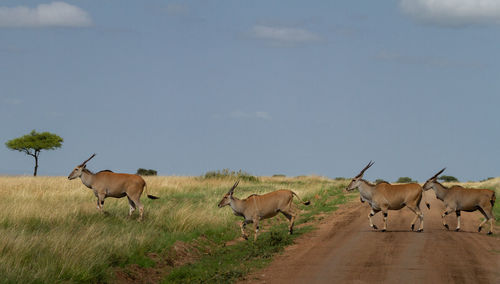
xmin=240 ymin=194 xmax=500 ymax=284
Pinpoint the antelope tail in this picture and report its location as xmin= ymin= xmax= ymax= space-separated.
xmin=145 ymin=185 xmax=159 ymax=200
xmin=491 ymin=192 xmax=496 ymax=208
xmin=292 ymin=192 xmax=311 ymax=205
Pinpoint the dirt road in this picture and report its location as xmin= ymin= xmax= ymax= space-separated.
xmin=241 ymin=192 xmax=500 ymax=284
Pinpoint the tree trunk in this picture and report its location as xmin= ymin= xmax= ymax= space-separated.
xmin=33 ymin=152 xmax=39 ymax=176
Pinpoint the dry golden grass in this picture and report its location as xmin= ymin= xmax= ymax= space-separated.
xmin=0 ymin=175 xmax=343 ymax=283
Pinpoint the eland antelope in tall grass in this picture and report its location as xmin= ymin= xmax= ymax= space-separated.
xmin=346 ymin=161 xmax=427 ymax=232
xmin=68 ymin=154 xmax=158 ymax=221
xmin=423 ymin=168 xmax=496 ymax=234
xmin=218 ymin=181 xmax=310 ymax=240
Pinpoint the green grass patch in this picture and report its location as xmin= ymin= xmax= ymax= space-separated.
xmin=164 ymin=228 xmax=296 ymax=284
xmin=163 ymin=180 xmax=348 ymax=283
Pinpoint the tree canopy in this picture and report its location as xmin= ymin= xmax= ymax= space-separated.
xmin=438 ymin=175 xmax=459 ymax=182
xmin=5 ymin=130 xmax=63 ymax=176
xmin=395 ymin=177 xmax=417 ymax=183
xmin=136 ymin=168 xmax=158 ymax=176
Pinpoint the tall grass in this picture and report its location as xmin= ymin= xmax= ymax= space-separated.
xmin=0 ymin=175 xmax=348 ymax=283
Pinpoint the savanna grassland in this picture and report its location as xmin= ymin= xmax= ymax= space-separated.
xmin=0 ymin=175 xmax=353 ymax=283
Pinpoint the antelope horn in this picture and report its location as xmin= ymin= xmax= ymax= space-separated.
xmin=356 ymin=161 xmax=374 ymax=178
xmin=228 ymin=180 xmax=240 ymax=194
xmin=431 ymin=168 xmax=446 ymax=179
xmin=80 ymin=153 xmax=96 ymax=166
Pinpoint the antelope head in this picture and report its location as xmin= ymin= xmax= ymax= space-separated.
xmin=68 ymin=154 xmax=96 ymax=180
xmin=346 ymin=161 xmax=374 ymax=191
xmin=422 ymin=168 xmax=446 ymax=191
xmin=218 ymin=180 xmax=240 ymax=208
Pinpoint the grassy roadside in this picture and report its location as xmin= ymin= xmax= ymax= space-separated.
xmin=164 ymin=181 xmax=351 ymax=283
xmin=0 ymin=175 xmax=350 ymax=283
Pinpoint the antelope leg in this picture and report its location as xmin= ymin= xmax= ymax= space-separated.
xmin=382 ymin=211 xmax=388 ymax=232
xmin=240 ymin=220 xmax=249 ymax=240
xmin=455 ymin=211 xmax=461 ymax=231
xmin=441 ymin=208 xmax=454 ymax=230
xmin=368 ymin=209 xmax=379 ymax=230
xmin=253 ymin=218 xmax=260 ymax=241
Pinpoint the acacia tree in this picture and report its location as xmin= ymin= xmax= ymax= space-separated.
xmin=396 ymin=177 xmax=416 ymax=183
xmin=439 ymin=175 xmax=459 ymax=182
xmin=5 ymin=130 xmax=63 ymax=176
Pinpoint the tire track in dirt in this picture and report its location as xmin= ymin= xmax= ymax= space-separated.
xmin=240 ymin=192 xmax=500 ymax=283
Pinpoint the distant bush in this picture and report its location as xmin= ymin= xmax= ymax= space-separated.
xmin=334 ymin=177 xmax=347 ymax=181
xmin=439 ymin=175 xmax=459 ymax=182
xmin=396 ymin=177 xmax=416 ymax=183
xmin=480 ymin=177 xmax=495 ymax=182
xmin=272 ymin=174 xmax=286 ymax=178
xmin=203 ymin=169 xmax=258 ymax=182
xmin=375 ymin=179 xmax=389 ymax=184
xmin=136 ymin=168 xmax=157 ymax=176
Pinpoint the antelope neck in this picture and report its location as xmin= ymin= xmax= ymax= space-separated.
xmin=80 ymin=169 xmax=95 ymax=189
xmin=357 ymin=179 xmax=376 ymax=201
xmin=229 ymin=196 xmax=245 ymax=214
xmin=431 ymin=181 xmax=448 ymax=201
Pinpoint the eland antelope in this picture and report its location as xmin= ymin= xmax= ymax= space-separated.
xmin=218 ymin=180 xmax=310 ymax=240
xmin=423 ymin=168 xmax=496 ymax=234
xmin=346 ymin=161 xmax=427 ymax=232
xmin=68 ymin=154 xmax=159 ymax=220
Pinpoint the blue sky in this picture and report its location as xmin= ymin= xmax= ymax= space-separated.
xmin=1 ymin=1 xmax=499 ymax=182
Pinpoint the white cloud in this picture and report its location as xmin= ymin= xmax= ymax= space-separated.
xmin=0 ymin=2 xmax=92 ymax=28
xmin=400 ymin=0 xmax=500 ymax=27
xmin=251 ymin=25 xmax=321 ymax=43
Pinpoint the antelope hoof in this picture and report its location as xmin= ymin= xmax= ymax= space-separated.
xmin=478 ymin=227 xmax=482 ymax=232
xmin=417 ymin=229 xmax=423 ymax=233
xmin=372 ymin=225 xmax=378 ymax=230
xmin=381 ymin=229 xmax=386 ymax=232
xmin=487 ymin=231 xmax=492 ymax=235
xmin=444 ymin=224 xmax=449 ymax=230
xmin=455 ymin=228 xmax=460 ymax=232
xmin=242 ymin=235 xmax=248 ymax=240
xmin=289 ymin=229 xmax=293 ymax=235
xmin=411 ymin=224 xmax=415 ymax=231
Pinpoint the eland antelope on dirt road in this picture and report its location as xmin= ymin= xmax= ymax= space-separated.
xmin=68 ymin=154 xmax=159 ymax=221
xmin=423 ymin=168 xmax=496 ymax=234
xmin=218 ymin=180 xmax=310 ymax=240
xmin=346 ymin=161 xmax=427 ymax=232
